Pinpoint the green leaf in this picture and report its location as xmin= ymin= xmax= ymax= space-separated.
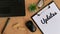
xmin=28 ymin=3 xmax=36 ymax=12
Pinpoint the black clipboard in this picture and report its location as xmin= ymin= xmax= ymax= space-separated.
xmin=31 ymin=1 xmax=60 ymax=34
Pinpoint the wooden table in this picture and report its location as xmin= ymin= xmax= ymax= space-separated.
xmin=0 ymin=0 xmax=60 ymax=34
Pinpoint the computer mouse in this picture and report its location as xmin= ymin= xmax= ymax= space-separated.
xmin=25 ymin=20 xmax=36 ymax=32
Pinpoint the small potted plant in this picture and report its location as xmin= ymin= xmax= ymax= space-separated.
xmin=28 ymin=3 xmax=37 ymax=12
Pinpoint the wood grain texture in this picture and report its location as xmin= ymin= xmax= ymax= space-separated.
xmin=0 ymin=0 xmax=60 ymax=34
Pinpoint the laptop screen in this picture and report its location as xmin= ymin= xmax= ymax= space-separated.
xmin=0 ymin=0 xmax=25 ymax=17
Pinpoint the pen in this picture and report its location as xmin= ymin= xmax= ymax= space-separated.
xmin=1 ymin=18 xmax=10 ymax=34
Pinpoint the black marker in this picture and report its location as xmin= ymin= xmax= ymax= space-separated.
xmin=1 ymin=18 xmax=10 ymax=34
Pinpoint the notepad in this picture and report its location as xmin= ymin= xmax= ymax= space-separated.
xmin=32 ymin=1 xmax=60 ymax=34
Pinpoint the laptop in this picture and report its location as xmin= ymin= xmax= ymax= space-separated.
xmin=0 ymin=0 xmax=25 ymax=17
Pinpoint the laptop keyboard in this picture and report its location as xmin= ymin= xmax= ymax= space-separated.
xmin=0 ymin=0 xmax=25 ymax=17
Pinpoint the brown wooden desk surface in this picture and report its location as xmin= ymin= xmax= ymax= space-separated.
xmin=0 ymin=0 xmax=60 ymax=34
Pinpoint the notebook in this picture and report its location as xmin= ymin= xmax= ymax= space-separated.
xmin=0 ymin=0 xmax=25 ymax=17
xmin=32 ymin=1 xmax=60 ymax=34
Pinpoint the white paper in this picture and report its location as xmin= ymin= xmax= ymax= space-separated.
xmin=32 ymin=2 xmax=60 ymax=34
